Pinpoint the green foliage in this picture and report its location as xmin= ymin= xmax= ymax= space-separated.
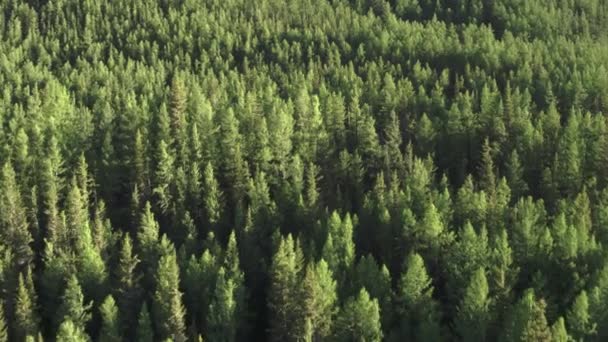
xmin=14 ymin=271 xmax=38 ymax=340
xmin=0 ymin=0 xmax=604 ymax=340
xmin=99 ymin=295 xmax=120 ymax=342
xmin=334 ymin=289 xmax=383 ymax=342
xmin=136 ymin=303 xmax=153 ymax=342
xmin=56 ymin=320 xmax=90 ymax=342
xmin=455 ymin=268 xmax=491 ymax=342
xmin=153 ymin=244 xmax=186 ymax=342
xmin=57 ymin=275 xmax=92 ymax=332
xmin=268 ymin=235 xmax=302 ymax=342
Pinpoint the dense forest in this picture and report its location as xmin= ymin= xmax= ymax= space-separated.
xmin=0 ymin=0 xmax=608 ymax=340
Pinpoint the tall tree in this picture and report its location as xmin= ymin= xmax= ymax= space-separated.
xmin=153 ymin=245 xmax=186 ymax=342
xmin=268 ymin=235 xmax=302 ymax=342
xmin=57 ymin=275 xmax=92 ymax=333
xmin=397 ymin=253 xmax=441 ymax=341
xmin=114 ymin=234 xmax=141 ymax=337
xmin=454 ymin=268 xmax=491 ymax=342
xmin=14 ymin=271 xmax=39 ymax=340
xmin=0 ymin=162 xmax=32 ymax=267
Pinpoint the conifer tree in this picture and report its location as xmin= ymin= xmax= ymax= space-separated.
xmin=218 ymin=108 xmax=248 ymax=205
xmin=352 ymin=255 xmax=392 ymax=328
xmin=0 ymin=162 xmax=33 ymax=267
xmin=322 ymin=211 xmax=355 ymax=287
xmin=202 ymin=163 xmax=222 ymax=229
xmin=56 ymin=320 xmax=89 ymax=342
xmin=567 ymin=290 xmax=596 ymax=341
xmin=114 ymin=234 xmax=141 ymax=336
xmin=206 ymin=267 xmax=239 ymax=342
xmin=57 ymin=275 xmax=92 ymax=332
xmin=153 ymin=140 xmax=175 ymax=215
xmin=153 ymin=244 xmax=186 ymax=342
xmin=136 ymin=303 xmax=153 ymax=342
xmin=334 ymin=288 xmax=382 ymax=342
xmin=99 ymin=295 xmax=120 ymax=342
xmin=14 ymin=271 xmax=38 ymax=340
xmin=501 ymin=290 xmax=551 ymax=342
xmin=397 ymin=253 xmax=441 ymax=341
xmin=479 ymin=138 xmax=496 ymax=198
xmin=297 ymin=260 xmax=337 ymax=340
xmin=551 ymin=317 xmax=570 ymax=342
xmin=268 ymin=235 xmax=302 ymax=342
xmin=505 ymin=149 xmax=528 ymax=198
xmin=455 ymin=268 xmax=490 ymax=342
xmin=137 ymin=202 xmax=160 ymax=285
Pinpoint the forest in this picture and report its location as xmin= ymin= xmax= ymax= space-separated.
xmin=0 ymin=0 xmax=608 ymax=340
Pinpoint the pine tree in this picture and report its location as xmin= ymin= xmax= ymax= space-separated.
xmin=218 ymin=108 xmax=248 ymax=205
xmin=137 ymin=202 xmax=160 ymax=285
xmin=383 ymin=111 xmax=404 ymax=175
xmin=551 ymin=317 xmax=570 ymax=342
xmin=14 ymin=271 xmax=38 ymax=340
xmin=353 ymin=255 xmax=392 ymax=328
xmin=505 ymin=149 xmax=528 ymax=198
xmin=0 ymin=162 xmax=33 ymax=267
xmin=334 ymin=288 xmax=382 ymax=342
xmin=268 ymin=235 xmax=302 ymax=342
xmin=567 ymin=290 xmax=596 ymax=341
xmin=322 ymin=211 xmax=355 ymax=287
xmin=114 ymin=234 xmax=141 ymax=337
xmin=206 ymin=267 xmax=239 ymax=342
xmin=202 ymin=162 xmax=222 ymax=229
xmin=397 ymin=253 xmax=441 ymax=341
xmin=99 ymin=295 xmax=121 ymax=342
xmin=153 ymin=244 xmax=186 ymax=342
xmin=153 ymin=140 xmax=175 ymax=215
xmin=41 ymin=157 xmax=61 ymax=244
xmin=501 ymin=289 xmax=551 ymax=342
xmin=133 ymin=129 xmax=148 ymax=195
xmin=169 ymin=76 xmax=187 ymax=140
xmin=56 ymin=320 xmax=90 ymax=342
xmin=136 ymin=303 xmax=153 ymax=342
xmin=297 ymin=260 xmax=337 ymax=341
xmin=455 ymin=268 xmax=490 ymax=342
xmin=479 ymin=138 xmax=496 ymax=198
xmin=57 ymin=275 xmax=92 ymax=332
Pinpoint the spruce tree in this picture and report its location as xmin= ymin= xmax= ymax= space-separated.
xmin=206 ymin=267 xmax=239 ymax=342
xmin=56 ymin=320 xmax=90 ymax=342
xmin=99 ymin=295 xmax=120 ymax=342
xmin=202 ymin=162 xmax=222 ymax=229
xmin=136 ymin=303 xmax=153 ymax=342
xmin=57 ymin=275 xmax=92 ymax=332
xmin=153 ymin=244 xmax=186 ymax=342
xmin=567 ymin=290 xmax=596 ymax=341
xmin=454 ymin=268 xmax=491 ymax=342
xmin=14 ymin=272 xmax=38 ymax=340
xmin=268 ymin=235 xmax=302 ymax=342
xmin=334 ymin=288 xmax=382 ymax=342
xmin=397 ymin=253 xmax=441 ymax=341
xmin=0 ymin=162 xmax=33 ymax=267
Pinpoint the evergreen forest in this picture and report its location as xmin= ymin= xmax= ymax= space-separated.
xmin=1 ymin=0 xmax=608 ymax=341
